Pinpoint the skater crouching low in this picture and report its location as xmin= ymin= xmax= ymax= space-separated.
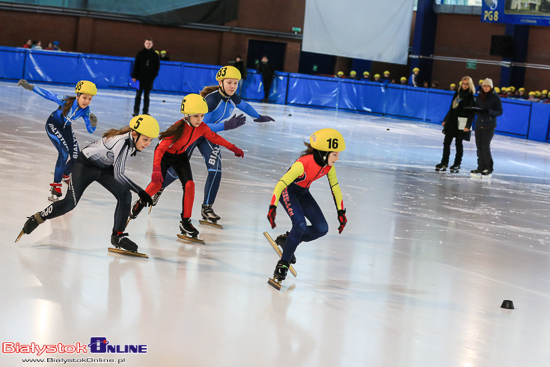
xmin=129 ymin=94 xmax=244 ymax=243
xmin=266 ymin=128 xmax=348 ymax=290
xmin=16 ymin=115 xmax=160 ymax=256
xmin=436 ymin=76 xmax=476 ymax=173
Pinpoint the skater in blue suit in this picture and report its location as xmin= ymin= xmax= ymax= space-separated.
xmin=17 ymin=79 xmax=98 ymax=201
xmin=146 ymin=66 xmax=274 ymax=225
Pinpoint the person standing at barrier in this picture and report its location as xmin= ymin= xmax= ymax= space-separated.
xmin=408 ymin=68 xmax=419 ymax=87
xmin=234 ymin=55 xmax=248 ymax=96
xmin=435 ymin=76 xmax=476 ymax=174
xmin=362 ymin=71 xmax=370 ymax=80
xmin=132 ymin=37 xmax=160 ymax=116
xmin=136 ymin=66 xmax=274 ymax=227
xmin=258 ymin=55 xmax=275 ymax=103
xmin=17 ymin=79 xmax=98 ymax=201
xmin=469 ymin=78 xmax=503 ymax=179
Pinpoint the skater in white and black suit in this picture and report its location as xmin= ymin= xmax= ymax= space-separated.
xmin=16 ymin=115 xmax=160 ymax=254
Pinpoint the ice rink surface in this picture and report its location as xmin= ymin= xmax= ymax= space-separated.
xmin=1 ymin=81 xmax=550 ymax=366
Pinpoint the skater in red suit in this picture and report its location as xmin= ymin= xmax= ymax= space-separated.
xmin=129 ymin=94 xmax=244 ymax=240
xmin=266 ymin=128 xmax=348 ymax=288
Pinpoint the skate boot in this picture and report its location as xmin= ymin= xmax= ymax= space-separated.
xmin=199 ymin=204 xmax=223 ymax=229
xmin=450 ymin=165 xmax=460 ymax=173
xmin=151 ymin=188 xmax=164 ymax=206
xmin=15 ymin=213 xmax=45 ymax=242
xmin=435 ymin=163 xmax=447 ymax=172
xmin=268 ymin=259 xmax=290 ymax=291
xmin=275 ymin=232 xmax=296 ymax=264
xmin=110 ymin=232 xmax=138 ymax=252
xmin=130 ymin=199 xmax=145 ymax=219
xmin=481 ymin=170 xmax=492 ymax=179
xmin=470 ymin=169 xmax=482 ymax=178
xmin=62 ymin=174 xmax=71 ymax=184
xmin=177 ymin=218 xmax=205 ymax=244
xmin=49 ymin=183 xmax=62 ymax=201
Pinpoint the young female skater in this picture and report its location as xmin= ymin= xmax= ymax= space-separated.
xmin=149 ymin=66 xmax=274 ymax=226
xmin=16 ymin=115 xmax=159 ymax=255
xmin=266 ymin=128 xmax=348 ymax=289
xmin=17 ymin=79 xmax=98 ymax=200
xmin=129 ymin=94 xmax=244 ymax=241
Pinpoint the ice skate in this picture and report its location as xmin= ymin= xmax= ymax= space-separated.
xmin=268 ymin=259 xmax=290 ymax=291
xmin=199 ymin=204 xmax=223 ymax=229
xmin=48 ymin=183 xmax=62 ymax=202
xmin=481 ymin=170 xmax=492 ymax=179
xmin=108 ymin=232 xmax=148 ymax=258
xmin=470 ymin=169 xmax=482 ymax=179
xmin=62 ymin=174 xmax=71 ymax=184
xmin=177 ymin=218 xmax=205 ymax=244
xmin=263 ymin=232 xmax=297 ymax=277
xmin=449 ymin=165 xmax=460 ymax=173
xmin=15 ymin=213 xmax=44 ymax=242
xmin=435 ymin=163 xmax=447 ymax=172
xmin=126 ymin=199 xmax=145 ymax=227
xmin=275 ymin=232 xmax=296 ymax=264
xmin=149 ymin=187 xmax=164 ymax=214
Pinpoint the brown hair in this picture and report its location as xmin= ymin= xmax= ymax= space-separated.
xmin=300 ymin=142 xmax=314 ymax=157
xmin=102 ymin=126 xmax=132 ymax=139
xmin=61 ymin=96 xmax=77 ymax=117
xmin=200 ymin=85 xmax=219 ymax=98
xmin=159 ymin=119 xmax=186 ymax=142
xmin=145 ymin=37 xmax=153 ymax=42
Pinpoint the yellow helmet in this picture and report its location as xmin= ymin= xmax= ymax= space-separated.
xmin=529 ymin=91 xmax=535 ymax=96
xmin=494 ymin=87 xmax=500 ymax=93
xmin=374 ymin=74 xmax=380 ymax=78
xmin=479 ymin=79 xmax=484 ymax=84
xmin=543 ymin=90 xmax=548 ymax=94
xmin=509 ymin=86 xmax=515 ymax=91
xmin=535 ymin=91 xmax=541 ymax=97
xmin=401 ymin=77 xmax=407 ymax=81
xmin=384 ymin=70 xmax=390 ymax=75
xmin=450 ymin=83 xmax=456 ymax=87
xmin=413 ymin=68 xmax=419 ymax=72
xmin=519 ymin=87 xmax=525 ymax=92
xmin=129 ymin=115 xmax=159 ymax=138
xmin=363 ymin=71 xmax=370 ymax=75
xmin=350 ymin=70 xmax=356 ymax=75
xmin=216 ymin=66 xmax=241 ymax=81
xmin=337 ymin=71 xmax=344 ymax=76
xmin=75 ymin=80 xmax=97 ymax=96
xmin=310 ymin=128 xmax=346 ymax=152
xmin=181 ymin=93 xmax=208 ymax=115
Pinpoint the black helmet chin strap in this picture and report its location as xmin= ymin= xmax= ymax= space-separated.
xmin=313 ymin=149 xmax=329 ymax=167
xmin=131 ymin=132 xmax=141 ymax=156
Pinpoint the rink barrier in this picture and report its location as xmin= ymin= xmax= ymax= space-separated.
xmin=1 ymin=45 xmax=549 ymax=142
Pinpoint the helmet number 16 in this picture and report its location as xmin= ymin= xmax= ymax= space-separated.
xmin=327 ymin=138 xmax=339 ymax=150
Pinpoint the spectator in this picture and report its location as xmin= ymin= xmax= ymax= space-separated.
xmin=506 ymin=89 xmax=514 ymax=98
xmin=23 ymin=39 xmax=32 ymax=48
xmin=449 ymin=83 xmax=456 ymax=91
xmin=362 ymin=71 xmax=370 ymax=80
xmin=494 ymin=87 xmax=500 ymax=95
xmin=349 ymin=70 xmax=358 ymax=80
xmin=517 ymin=88 xmax=527 ymax=99
xmin=373 ymin=74 xmax=381 ymax=83
xmin=131 ymin=37 xmax=160 ymax=116
xmin=470 ymin=78 xmax=503 ymax=178
xmin=409 ymin=68 xmax=419 ymax=87
xmin=160 ymin=50 xmax=170 ymax=61
xmin=32 ymin=41 xmax=42 ymax=50
xmin=45 ymin=42 xmax=54 ymax=50
xmin=52 ymin=41 xmax=61 ymax=51
xmin=400 ymin=77 xmax=407 ymax=85
xmin=234 ymin=55 xmax=248 ymax=96
xmin=431 ymin=81 xmax=440 ymax=89
xmin=498 ymin=87 xmax=508 ymax=98
xmin=541 ymin=90 xmax=548 ymax=102
xmin=435 ymin=76 xmax=476 ymax=174
xmin=423 ymin=81 xmax=429 ymax=88
xmin=257 ymin=55 xmax=275 ymax=103
xmin=336 ymin=71 xmax=345 ymax=78
xmin=380 ymin=71 xmax=391 ymax=83
xmin=475 ymin=79 xmax=483 ymax=93
xmin=509 ymin=86 xmax=516 ymax=95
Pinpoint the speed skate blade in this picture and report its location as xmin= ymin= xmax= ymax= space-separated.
xmin=148 ymin=206 xmax=153 ymax=214
xmin=108 ymin=247 xmax=149 ymax=259
xmin=199 ymin=219 xmax=223 ymax=229
xmin=177 ymin=234 xmax=205 ymax=245
xmin=263 ymin=232 xmax=297 ymax=277
xmin=48 ymin=196 xmax=59 ymax=202
xmin=15 ymin=229 xmax=24 ymax=243
xmin=125 ymin=217 xmax=132 ymax=229
xmin=268 ymin=278 xmax=282 ymax=291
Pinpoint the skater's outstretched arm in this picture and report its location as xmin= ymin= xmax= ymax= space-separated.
xmin=31 ymin=85 xmax=67 ymax=107
xmin=201 ymin=124 xmax=244 ymax=157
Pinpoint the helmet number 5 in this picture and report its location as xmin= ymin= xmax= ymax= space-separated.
xmin=134 ymin=117 xmax=143 ymax=129
xmin=327 ymin=138 xmax=338 ymax=150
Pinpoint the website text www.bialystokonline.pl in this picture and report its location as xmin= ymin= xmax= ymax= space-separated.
xmin=22 ymin=357 xmax=126 ymax=364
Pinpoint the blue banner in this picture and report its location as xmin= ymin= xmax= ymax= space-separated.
xmin=481 ymin=0 xmax=550 ymax=26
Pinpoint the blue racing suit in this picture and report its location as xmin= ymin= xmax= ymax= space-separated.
xmin=162 ymin=90 xmax=260 ymax=206
xmin=34 ymin=86 xmax=95 ymax=183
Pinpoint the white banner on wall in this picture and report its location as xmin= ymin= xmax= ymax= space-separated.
xmin=303 ymin=0 xmax=414 ymax=65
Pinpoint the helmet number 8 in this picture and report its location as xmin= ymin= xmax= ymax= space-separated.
xmin=134 ymin=117 xmax=143 ymax=129
xmin=327 ymin=138 xmax=338 ymax=150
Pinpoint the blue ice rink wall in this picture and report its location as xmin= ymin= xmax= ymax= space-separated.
xmin=1 ymin=45 xmax=549 ymax=142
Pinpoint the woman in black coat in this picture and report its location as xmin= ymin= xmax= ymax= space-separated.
xmin=471 ymin=78 xmax=503 ymax=178
xmin=436 ymin=76 xmax=476 ymax=173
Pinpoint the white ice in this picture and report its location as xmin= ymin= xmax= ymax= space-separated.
xmin=1 ymin=81 xmax=550 ymax=366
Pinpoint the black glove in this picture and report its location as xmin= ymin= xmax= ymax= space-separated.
xmin=254 ymin=114 xmax=274 ymax=123
xmin=89 ymin=113 xmax=98 ymax=128
xmin=18 ymin=79 xmax=34 ymax=91
xmin=337 ymin=209 xmax=347 ymax=234
xmin=466 ymin=107 xmax=487 ymax=115
xmin=138 ymin=190 xmax=153 ymax=207
xmin=224 ymin=114 xmax=246 ymax=131
xmin=267 ymin=205 xmax=277 ymax=229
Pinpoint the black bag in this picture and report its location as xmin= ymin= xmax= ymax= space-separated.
xmin=462 ymin=130 xmax=471 ymax=141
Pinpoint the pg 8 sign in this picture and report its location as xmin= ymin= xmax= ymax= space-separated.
xmin=484 ymin=11 xmax=499 ymax=21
